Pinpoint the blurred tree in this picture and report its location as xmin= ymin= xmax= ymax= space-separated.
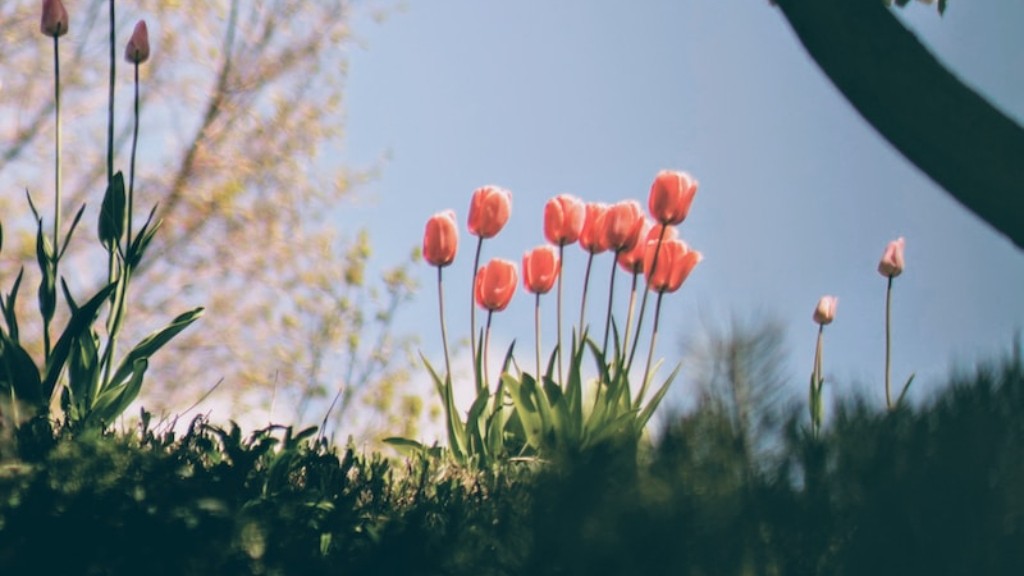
xmin=0 ymin=0 xmax=418 ymax=439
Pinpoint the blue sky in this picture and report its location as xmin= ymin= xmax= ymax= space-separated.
xmin=335 ymin=1 xmax=1024 ymax=414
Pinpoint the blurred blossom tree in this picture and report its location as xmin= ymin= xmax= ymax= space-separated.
xmin=0 ymin=0 xmax=419 ymax=439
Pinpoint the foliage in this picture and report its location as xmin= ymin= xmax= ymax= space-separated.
xmin=3 ymin=348 xmax=1021 ymax=575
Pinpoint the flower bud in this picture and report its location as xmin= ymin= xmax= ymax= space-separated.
xmin=467 ymin=185 xmax=511 ymax=239
xmin=422 ymin=210 xmax=459 ymax=267
xmin=41 ymin=0 xmax=69 ymax=38
xmin=813 ymin=295 xmax=837 ymax=325
xmin=644 ymin=239 xmax=701 ymax=293
xmin=878 ymin=237 xmax=906 ymax=278
xmin=602 ymin=200 xmax=645 ymax=252
xmin=543 ymin=194 xmax=585 ymax=246
xmin=523 ymin=245 xmax=559 ymax=295
xmin=579 ymin=202 xmax=609 ymax=254
xmin=648 ymin=170 xmax=697 ymax=226
xmin=474 ymin=258 xmax=518 ymax=312
xmin=125 ymin=20 xmax=150 ymax=64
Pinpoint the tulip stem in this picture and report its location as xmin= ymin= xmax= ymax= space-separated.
xmin=45 ymin=32 xmax=62 ymax=359
xmin=556 ymin=243 xmax=565 ymax=385
xmin=601 ymin=249 xmax=621 ymax=359
xmin=437 ymin=266 xmax=452 ymax=383
xmin=107 ymin=0 xmax=116 ymax=185
xmin=534 ymin=293 xmax=542 ymax=381
xmin=484 ymin=310 xmax=494 ymax=392
xmin=578 ymin=251 xmax=595 ymax=339
xmin=639 ymin=290 xmax=665 ymax=406
xmin=470 ymin=236 xmax=484 ymax=392
xmin=128 ymin=62 xmax=140 ymax=250
xmin=621 ymin=271 xmax=639 ymax=368
xmin=884 ymin=275 xmax=893 ymax=410
xmin=627 ymin=225 xmax=668 ymax=371
xmin=811 ymin=323 xmax=824 ymax=438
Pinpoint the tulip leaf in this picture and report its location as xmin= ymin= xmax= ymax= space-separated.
xmin=107 ymin=307 xmax=204 ymax=388
xmin=43 ymin=282 xmax=118 ymax=404
xmin=98 ymin=172 xmax=127 ymax=250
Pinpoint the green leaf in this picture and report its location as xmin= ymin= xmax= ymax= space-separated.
xmin=1 ymin=267 xmax=25 ymax=341
xmin=89 ymin=358 xmax=148 ymax=426
xmin=35 ymin=225 xmax=56 ymax=324
xmin=107 ymin=307 xmax=204 ymax=388
xmin=126 ymin=205 xmax=161 ymax=269
xmin=896 ymin=373 xmax=916 ymax=408
xmin=98 ymin=172 xmax=126 ymax=250
xmin=0 ymin=332 xmax=43 ymax=406
xmin=636 ymin=362 xmax=680 ymax=432
xmin=382 ymin=436 xmax=428 ymax=457
xmin=43 ymin=282 xmax=118 ymax=403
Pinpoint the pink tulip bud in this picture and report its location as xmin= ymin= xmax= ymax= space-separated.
xmin=543 ymin=194 xmax=585 ymax=246
xmin=579 ymin=202 xmax=610 ymax=254
xmin=422 ymin=210 xmax=459 ymax=267
xmin=813 ymin=296 xmax=837 ymax=325
xmin=467 ymin=185 xmax=512 ymax=239
xmin=125 ymin=20 xmax=150 ymax=64
xmin=644 ymin=239 xmax=701 ymax=293
xmin=41 ymin=0 xmax=69 ymax=37
xmin=648 ymin=170 xmax=698 ymax=226
xmin=475 ymin=258 xmax=518 ymax=312
xmin=878 ymin=237 xmax=906 ymax=278
xmin=523 ymin=245 xmax=560 ymax=295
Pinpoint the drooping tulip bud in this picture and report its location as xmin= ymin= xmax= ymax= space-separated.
xmin=125 ymin=20 xmax=150 ymax=64
xmin=522 ymin=245 xmax=560 ymax=295
xmin=648 ymin=170 xmax=698 ymax=226
xmin=877 ymin=237 xmax=905 ymax=278
xmin=467 ymin=185 xmax=512 ymax=239
xmin=41 ymin=0 xmax=69 ymax=37
xmin=602 ymin=200 xmax=645 ymax=252
xmin=644 ymin=239 xmax=701 ymax=293
xmin=423 ymin=210 xmax=459 ymax=267
xmin=543 ymin=194 xmax=585 ymax=246
xmin=474 ymin=258 xmax=518 ymax=312
xmin=579 ymin=202 xmax=610 ymax=254
xmin=813 ymin=295 xmax=838 ymax=325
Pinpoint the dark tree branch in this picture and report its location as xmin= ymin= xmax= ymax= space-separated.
xmin=775 ymin=0 xmax=1024 ymax=250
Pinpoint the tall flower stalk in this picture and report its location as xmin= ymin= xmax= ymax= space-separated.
xmin=878 ymin=237 xmax=906 ymax=410
xmin=810 ymin=296 xmax=837 ymax=438
xmin=466 ymin=186 xmax=511 ymax=390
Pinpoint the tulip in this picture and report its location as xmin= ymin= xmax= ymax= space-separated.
xmin=475 ymin=258 xmax=518 ymax=312
xmin=877 ymin=237 xmax=905 ymax=278
xmin=41 ymin=0 xmax=69 ymax=37
xmin=602 ymin=200 xmax=645 ymax=253
xmin=523 ymin=245 xmax=559 ymax=295
xmin=544 ymin=194 xmax=585 ymax=246
xmin=467 ymin=185 xmax=512 ymax=239
xmin=618 ymin=220 xmax=668 ymax=274
xmin=423 ymin=210 xmax=459 ymax=267
xmin=644 ymin=239 xmax=702 ymax=294
xmin=578 ymin=202 xmax=610 ymax=254
xmin=813 ymin=295 xmax=838 ymax=325
xmin=125 ymin=20 xmax=150 ymax=64
xmin=648 ymin=170 xmax=698 ymax=226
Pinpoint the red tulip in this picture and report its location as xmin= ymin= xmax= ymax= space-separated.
xmin=618 ymin=221 xmax=679 ymax=273
xmin=467 ymin=185 xmax=511 ymax=239
xmin=602 ymin=200 xmax=645 ymax=252
xmin=877 ymin=237 xmax=905 ymax=278
xmin=579 ymin=202 xmax=610 ymax=254
xmin=813 ymin=295 xmax=838 ymax=325
xmin=544 ymin=194 xmax=585 ymax=246
xmin=423 ymin=210 xmax=459 ymax=267
xmin=475 ymin=258 xmax=518 ymax=311
xmin=648 ymin=170 xmax=698 ymax=226
xmin=644 ymin=239 xmax=702 ymax=293
xmin=523 ymin=245 xmax=560 ymax=295
xmin=125 ymin=20 xmax=150 ymax=64
xmin=41 ymin=0 xmax=69 ymax=37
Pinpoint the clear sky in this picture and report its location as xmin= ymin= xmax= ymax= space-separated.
xmin=334 ymin=1 xmax=1024 ymax=416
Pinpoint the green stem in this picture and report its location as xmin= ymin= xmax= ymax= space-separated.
xmin=107 ymin=0 xmax=116 ymax=185
xmin=621 ymin=271 xmax=639 ymax=367
xmin=470 ymin=236 xmax=483 ymax=391
xmin=128 ymin=63 xmax=140 ymax=250
xmin=601 ymin=249 xmax=621 ymax=358
xmin=885 ymin=275 xmax=893 ymax=410
xmin=628 ymin=225 xmax=668 ymax=370
xmin=535 ymin=293 xmax=542 ymax=380
xmin=578 ymin=251 xmax=595 ymax=338
xmin=811 ymin=324 xmax=824 ymax=438
xmin=437 ymin=266 xmax=452 ymax=382
xmin=484 ymin=310 xmax=493 ymax=392
xmin=556 ymin=243 xmax=564 ymax=385
xmin=638 ymin=290 xmax=665 ymax=406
